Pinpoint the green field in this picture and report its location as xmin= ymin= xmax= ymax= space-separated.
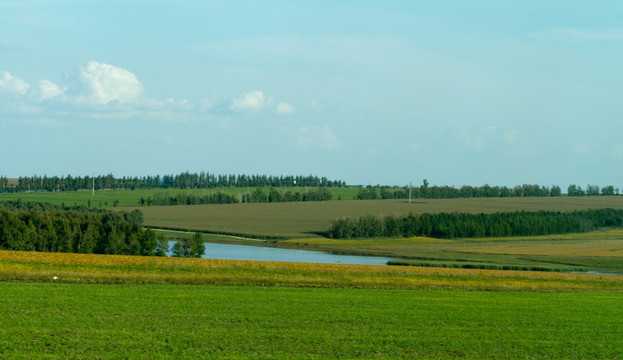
xmin=1 ymin=282 xmax=621 ymax=359
xmin=0 ymin=186 xmax=361 ymax=207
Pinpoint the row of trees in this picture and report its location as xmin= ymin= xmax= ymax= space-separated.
xmin=171 ymin=232 xmax=205 ymax=258
xmin=139 ymin=188 xmax=333 ymax=206
xmin=0 ymin=201 xmax=169 ymax=256
xmin=254 ymin=188 xmax=332 ymax=203
xmin=567 ymin=184 xmax=619 ymax=196
xmin=360 ymin=182 xmax=562 ymax=200
xmin=359 ymin=180 xmax=620 ymax=200
xmin=328 ymin=209 xmax=623 ymax=239
xmin=0 ymin=173 xmax=345 ymax=193
xmin=140 ymin=192 xmax=239 ymax=206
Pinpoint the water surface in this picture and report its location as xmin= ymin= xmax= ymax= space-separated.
xmin=168 ymin=241 xmax=394 ymax=265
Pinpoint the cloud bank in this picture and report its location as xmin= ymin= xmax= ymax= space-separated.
xmin=2 ymin=62 xmax=300 ymax=128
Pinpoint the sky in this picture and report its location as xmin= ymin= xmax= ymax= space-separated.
xmin=1 ymin=1 xmax=622 ymax=188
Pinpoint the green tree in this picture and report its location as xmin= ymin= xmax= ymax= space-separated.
xmin=155 ymin=233 xmax=169 ymax=256
xmin=139 ymin=228 xmax=158 ymax=256
xmin=171 ymin=233 xmax=205 ymax=258
xmin=171 ymin=241 xmax=185 ymax=257
xmin=189 ymin=232 xmax=205 ymax=258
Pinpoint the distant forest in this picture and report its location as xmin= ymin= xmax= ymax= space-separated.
xmin=0 ymin=174 xmax=619 ymax=201
xmin=0 ymin=173 xmax=345 ymax=193
xmin=328 ymin=209 xmax=623 ymax=239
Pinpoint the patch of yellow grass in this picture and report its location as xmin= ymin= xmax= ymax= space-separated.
xmin=0 ymin=250 xmax=622 ymax=291
xmin=462 ymin=239 xmax=623 ymax=257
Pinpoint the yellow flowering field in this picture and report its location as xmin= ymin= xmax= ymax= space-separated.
xmin=0 ymin=250 xmax=622 ymax=291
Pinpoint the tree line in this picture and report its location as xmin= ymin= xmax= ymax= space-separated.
xmin=567 ymin=184 xmax=618 ymax=196
xmin=358 ymin=180 xmax=620 ymax=200
xmin=139 ymin=188 xmax=333 ymax=206
xmin=327 ymin=208 xmax=623 ymax=239
xmin=0 ymin=201 xmax=170 ymax=256
xmin=0 ymin=173 xmax=345 ymax=193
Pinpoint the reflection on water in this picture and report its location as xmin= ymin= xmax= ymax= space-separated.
xmin=167 ymin=241 xmax=394 ymax=265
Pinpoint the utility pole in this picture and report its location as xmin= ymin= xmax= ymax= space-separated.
xmin=92 ymin=176 xmax=95 ymax=197
xmin=409 ymin=182 xmax=412 ymax=204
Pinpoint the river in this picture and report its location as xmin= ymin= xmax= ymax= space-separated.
xmin=168 ymin=241 xmax=394 ymax=265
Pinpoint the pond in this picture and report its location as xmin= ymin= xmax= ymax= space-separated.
xmin=168 ymin=241 xmax=394 ymax=265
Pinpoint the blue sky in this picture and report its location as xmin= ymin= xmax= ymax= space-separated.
xmin=1 ymin=1 xmax=622 ymax=188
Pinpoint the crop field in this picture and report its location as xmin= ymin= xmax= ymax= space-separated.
xmin=0 ymin=250 xmax=622 ymax=359
xmin=132 ymin=196 xmax=623 ymax=238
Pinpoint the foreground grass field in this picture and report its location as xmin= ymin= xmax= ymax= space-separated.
xmin=0 ymin=250 xmax=622 ymax=359
xmin=1 ymin=282 xmax=622 ymax=359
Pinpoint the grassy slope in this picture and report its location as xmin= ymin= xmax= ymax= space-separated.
xmin=1 ymin=282 xmax=622 ymax=359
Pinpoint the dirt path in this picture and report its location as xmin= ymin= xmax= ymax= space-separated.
xmin=149 ymin=228 xmax=265 ymax=242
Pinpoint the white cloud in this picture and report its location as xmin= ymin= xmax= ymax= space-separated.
xmin=458 ymin=127 xmax=533 ymax=154
xmin=37 ymin=79 xmax=63 ymax=101
xmin=276 ymin=101 xmax=295 ymax=115
xmin=166 ymin=98 xmax=192 ymax=110
xmin=530 ymin=28 xmax=623 ymax=42
xmin=230 ymin=90 xmax=265 ymax=111
xmin=78 ymin=61 xmax=142 ymax=104
xmin=0 ymin=70 xmax=29 ymax=96
xmin=283 ymin=125 xmax=340 ymax=150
